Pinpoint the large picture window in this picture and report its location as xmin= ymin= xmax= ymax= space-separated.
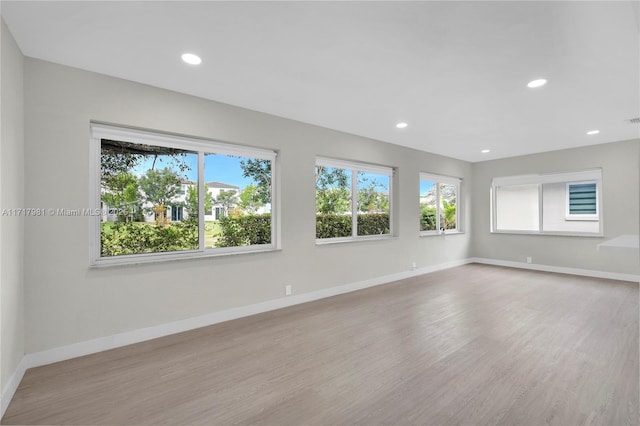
xmin=491 ymin=169 xmax=602 ymax=236
xmin=316 ymin=157 xmax=393 ymax=242
xmin=419 ymin=173 xmax=461 ymax=234
xmin=91 ymin=124 xmax=277 ymax=265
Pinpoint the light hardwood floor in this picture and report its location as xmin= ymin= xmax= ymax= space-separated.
xmin=3 ymin=264 xmax=638 ymax=425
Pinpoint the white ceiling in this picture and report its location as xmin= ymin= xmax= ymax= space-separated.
xmin=2 ymin=1 xmax=639 ymax=162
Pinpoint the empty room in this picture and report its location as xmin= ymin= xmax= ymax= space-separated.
xmin=1 ymin=1 xmax=638 ymax=425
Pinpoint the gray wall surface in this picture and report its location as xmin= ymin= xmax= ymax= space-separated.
xmin=1 ymin=19 xmax=25 ymax=393
xmin=471 ymin=140 xmax=640 ymax=275
xmin=23 ymin=58 xmax=472 ymax=353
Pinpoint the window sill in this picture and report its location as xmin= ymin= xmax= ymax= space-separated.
xmin=420 ymin=230 xmax=464 ymax=237
xmin=91 ymin=245 xmax=281 ymax=268
xmin=490 ymin=230 xmax=603 ymax=238
xmin=565 ymin=216 xmax=599 ymax=221
xmin=316 ymin=235 xmax=396 ymax=246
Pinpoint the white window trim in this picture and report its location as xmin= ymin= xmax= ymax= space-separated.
xmin=315 ymin=157 xmax=394 ymax=243
xmin=565 ymin=181 xmax=599 ymax=221
xmin=90 ymin=123 xmax=279 ymax=267
xmin=491 ymin=169 xmax=601 ymax=186
xmin=419 ymin=172 xmax=462 ymax=236
xmin=316 ymin=157 xmax=393 ymax=177
xmin=91 ymin=124 xmax=275 ymax=160
xmin=490 ymin=169 xmax=603 ymax=237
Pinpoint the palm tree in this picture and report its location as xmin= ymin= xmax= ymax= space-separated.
xmin=441 ymin=200 xmax=457 ymax=229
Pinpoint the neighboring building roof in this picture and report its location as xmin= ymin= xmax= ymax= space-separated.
xmin=207 ymin=181 xmax=239 ymax=190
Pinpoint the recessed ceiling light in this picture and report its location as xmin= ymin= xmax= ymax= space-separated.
xmin=527 ymin=78 xmax=547 ymax=88
xmin=481 ymin=149 xmax=491 ymax=153
xmin=586 ymin=130 xmax=600 ymax=135
xmin=181 ymin=53 xmax=202 ymax=65
xmin=396 ymin=122 xmax=408 ymax=129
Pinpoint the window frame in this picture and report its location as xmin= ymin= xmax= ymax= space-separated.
xmin=565 ymin=181 xmax=599 ymax=221
xmin=490 ymin=169 xmax=603 ymax=237
xmin=315 ymin=157 xmax=394 ymax=244
xmin=419 ymin=172 xmax=462 ymax=236
xmin=90 ymin=123 xmax=279 ymax=266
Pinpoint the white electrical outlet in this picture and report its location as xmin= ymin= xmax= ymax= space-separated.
xmin=285 ymin=285 xmax=292 ymax=296
xmin=526 ymin=256 xmax=532 ymax=264
xmin=411 ymin=262 xmax=417 ymax=270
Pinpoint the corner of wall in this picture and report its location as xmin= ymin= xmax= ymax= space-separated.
xmin=0 ymin=16 xmax=26 ymax=420
xmin=469 ymin=141 xmax=640 ymax=276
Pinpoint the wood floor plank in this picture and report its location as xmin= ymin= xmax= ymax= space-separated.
xmin=2 ymin=264 xmax=638 ymax=425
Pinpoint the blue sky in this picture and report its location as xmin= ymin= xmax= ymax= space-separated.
xmin=131 ymin=156 xmax=392 ymax=191
xmin=358 ymin=172 xmax=389 ymax=192
xmin=319 ymin=167 xmax=389 ymax=192
xmin=133 ymin=154 xmax=258 ymax=188
xmin=420 ymin=180 xmax=435 ymax=195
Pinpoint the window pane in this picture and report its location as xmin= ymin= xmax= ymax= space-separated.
xmin=439 ymin=183 xmax=457 ymax=230
xmin=100 ymin=139 xmax=198 ymax=257
xmin=495 ymin=184 xmax=539 ymax=231
xmin=316 ymin=166 xmax=352 ymax=238
xmin=419 ymin=180 xmax=437 ymax=231
xmin=568 ymin=183 xmax=597 ymax=215
xmin=204 ymin=154 xmax=272 ymax=249
xmin=491 ymin=170 xmax=602 ymax=236
xmin=357 ymin=171 xmax=390 ymax=236
xmin=542 ymin=182 xmax=599 ymax=233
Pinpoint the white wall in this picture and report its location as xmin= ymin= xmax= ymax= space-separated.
xmin=472 ymin=140 xmax=640 ymax=275
xmin=23 ymin=58 xmax=472 ymax=353
xmin=0 ymin=18 xmax=25 ymax=397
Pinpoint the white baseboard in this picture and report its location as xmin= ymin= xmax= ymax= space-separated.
xmin=3 ymin=256 xmax=636 ymax=418
xmin=1 ymin=356 xmax=28 ymax=417
xmin=470 ymin=257 xmax=640 ymax=283
xmin=25 ymin=258 xmax=472 ymax=369
xmin=1 ymin=258 xmax=471 ymax=418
